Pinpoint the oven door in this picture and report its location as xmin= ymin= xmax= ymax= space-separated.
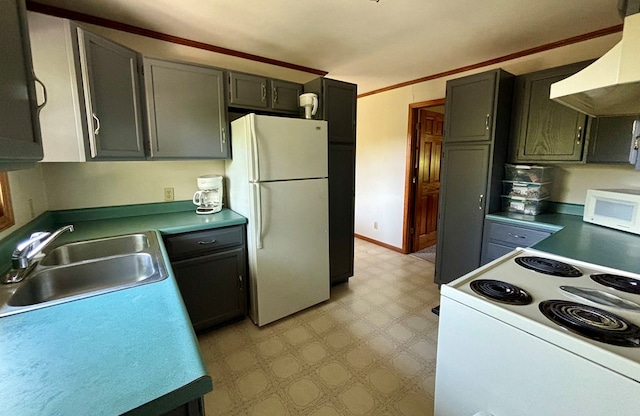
xmin=434 ymin=296 xmax=640 ymax=416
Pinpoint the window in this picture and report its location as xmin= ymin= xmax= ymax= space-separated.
xmin=0 ymin=172 xmax=14 ymax=232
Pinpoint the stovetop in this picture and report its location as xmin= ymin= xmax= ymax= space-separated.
xmin=441 ymin=247 xmax=640 ymax=383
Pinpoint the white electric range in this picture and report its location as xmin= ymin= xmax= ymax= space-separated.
xmin=434 ymin=247 xmax=640 ymax=416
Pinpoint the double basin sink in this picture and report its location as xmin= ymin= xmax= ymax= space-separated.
xmin=0 ymin=231 xmax=168 ymax=317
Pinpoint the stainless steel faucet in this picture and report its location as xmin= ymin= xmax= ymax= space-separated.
xmin=3 ymin=225 xmax=74 ymax=284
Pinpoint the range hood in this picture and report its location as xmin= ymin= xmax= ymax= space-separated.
xmin=550 ymin=12 xmax=640 ymax=117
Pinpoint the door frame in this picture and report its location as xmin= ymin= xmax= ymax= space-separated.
xmin=402 ymin=98 xmax=445 ymax=254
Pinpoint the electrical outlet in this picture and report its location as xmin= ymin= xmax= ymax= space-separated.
xmin=164 ymin=187 xmax=174 ymax=202
xmin=373 ymin=221 xmax=378 ymax=230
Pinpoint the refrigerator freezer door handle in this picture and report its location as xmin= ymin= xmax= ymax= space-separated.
xmin=252 ymin=182 xmax=263 ymax=249
xmin=249 ymin=115 xmax=260 ymax=182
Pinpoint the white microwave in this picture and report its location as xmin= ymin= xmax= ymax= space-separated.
xmin=583 ymin=189 xmax=640 ymax=235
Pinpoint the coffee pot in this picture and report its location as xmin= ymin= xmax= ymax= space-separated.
xmin=299 ymin=93 xmax=318 ymax=119
xmin=193 ymin=174 xmax=223 ymax=215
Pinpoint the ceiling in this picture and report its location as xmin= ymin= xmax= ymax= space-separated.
xmin=30 ymin=0 xmax=624 ymax=94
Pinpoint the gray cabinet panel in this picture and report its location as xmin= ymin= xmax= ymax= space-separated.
xmin=587 ymin=115 xmax=639 ymax=163
xmin=304 ymin=78 xmax=358 ymax=285
xmin=144 ymin=58 xmax=228 ymax=159
xmin=164 ymin=225 xmax=247 ymax=331
xmin=480 ymin=219 xmax=552 ymax=265
xmin=444 ymin=71 xmax=496 ymax=142
xmin=228 ymin=71 xmax=302 ymax=114
xmin=435 ymin=69 xmax=513 ymax=285
xmin=271 ymin=79 xmax=301 ymax=112
xmin=511 ymin=62 xmax=590 ymax=162
xmin=77 ymin=29 xmax=145 ymax=160
xmin=0 ymin=0 xmax=43 ymax=165
xmin=436 ymin=144 xmax=490 ymax=284
xmin=228 ymin=72 xmax=268 ymax=109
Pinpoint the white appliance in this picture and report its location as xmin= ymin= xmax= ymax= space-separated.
xmin=225 ymin=114 xmax=330 ymax=326
xmin=299 ymin=93 xmax=318 ymax=119
xmin=435 ymin=247 xmax=640 ymax=416
xmin=549 ymin=11 xmax=640 ymax=116
xmin=583 ymin=188 xmax=640 ymax=235
xmin=193 ymin=174 xmax=223 ymax=215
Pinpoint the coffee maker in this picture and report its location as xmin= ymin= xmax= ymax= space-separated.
xmin=193 ymin=174 xmax=223 ymax=214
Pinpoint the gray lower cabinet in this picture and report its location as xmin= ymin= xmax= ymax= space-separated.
xmin=0 ymin=0 xmax=43 ymax=167
xmin=144 ymin=58 xmax=229 ymax=159
xmin=228 ymin=71 xmax=302 ymax=114
xmin=510 ymin=61 xmax=590 ymax=163
xmin=163 ymin=225 xmax=247 ymax=332
xmin=435 ymin=69 xmax=513 ymax=285
xmin=587 ymin=115 xmax=640 ymax=163
xmin=76 ymin=28 xmax=146 ymax=160
xmin=481 ymin=219 xmax=552 ymax=264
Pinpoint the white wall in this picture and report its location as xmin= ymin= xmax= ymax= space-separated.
xmin=355 ymin=33 xmax=640 ymax=249
xmin=42 ymin=161 xmax=225 ymax=210
xmin=0 ymin=166 xmax=49 ymax=240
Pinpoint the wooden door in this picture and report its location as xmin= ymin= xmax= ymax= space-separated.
xmin=412 ymin=109 xmax=443 ymax=251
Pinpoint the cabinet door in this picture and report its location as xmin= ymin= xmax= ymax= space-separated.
xmin=0 ymin=0 xmax=43 ymax=164
xmin=325 ymin=79 xmax=357 ymax=144
xmin=328 ymin=144 xmax=355 ymax=284
xmin=77 ymin=29 xmax=145 ymax=160
xmin=228 ymin=72 xmax=268 ymax=109
xmin=270 ymin=79 xmax=301 ymax=113
xmin=435 ymin=144 xmax=489 ymax=285
xmin=587 ymin=115 xmax=639 ymax=163
xmin=172 ymin=247 xmax=246 ymax=331
xmin=444 ymin=71 xmax=496 ymax=143
xmin=513 ymin=62 xmax=589 ymax=162
xmin=144 ymin=59 xmax=228 ymax=159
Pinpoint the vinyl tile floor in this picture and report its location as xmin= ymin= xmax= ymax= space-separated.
xmin=197 ymin=238 xmax=441 ymax=416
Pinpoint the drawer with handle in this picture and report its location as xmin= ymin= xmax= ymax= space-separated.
xmin=163 ymin=225 xmax=245 ymax=260
xmin=487 ymin=222 xmax=551 ymax=246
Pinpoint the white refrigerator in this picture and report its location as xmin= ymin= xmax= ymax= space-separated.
xmin=225 ymin=114 xmax=330 ymax=326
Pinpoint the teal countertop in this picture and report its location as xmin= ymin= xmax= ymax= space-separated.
xmin=486 ymin=212 xmax=640 ymax=274
xmin=0 ymin=204 xmax=247 ymax=415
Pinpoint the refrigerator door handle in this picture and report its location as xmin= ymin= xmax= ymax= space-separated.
xmin=249 ymin=115 xmax=260 ymax=182
xmin=252 ymin=182 xmax=263 ymax=249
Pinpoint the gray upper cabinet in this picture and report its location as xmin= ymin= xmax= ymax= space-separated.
xmin=144 ymin=58 xmax=228 ymax=159
xmin=228 ymin=71 xmax=302 ymax=114
xmin=77 ymin=28 xmax=146 ymax=160
xmin=0 ymin=0 xmax=43 ymax=167
xmin=511 ymin=61 xmax=590 ymax=163
xmin=270 ymin=79 xmax=302 ymax=112
xmin=587 ymin=115 xmax=640 ymax=164
xmin=435 ymin=69 xmax=513 ymax=285
xmin=444 ymin=71 xmax=497 ymax=142
xmin=228 ymin=72 xmax=268 ymax=109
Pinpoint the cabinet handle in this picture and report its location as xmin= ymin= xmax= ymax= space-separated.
xmin=197 ymin=239 xmax=217 ymax=245
xmin=507 ymin=232 xmax=526 ymax=239
xmin=89 ymin=113 xmax=101 ymax=158
xmin=34 ymin=75 xmax=48 ymax=114
xmin=221 ymin=127 xmax=226 ymax=153
xmin=238 ymin=275 xmax=243 ymax=290
xmin=261 ymin=83 xmax=266 ymax=103
xmin=576 ymin=126 xmax=583 ymax=145
xmin=273 ymin=88 xmax=278 ymax=104
xmin=92 ymin=113 xmax=101 ymax=136
xmin=485 ymin=114 xmax=490 ymax=131
xmin=478 ymin=194 xmax=484 ymax=210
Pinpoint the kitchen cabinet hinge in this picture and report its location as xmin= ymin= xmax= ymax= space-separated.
xmin=410 ymin=228 xmax=415 ymax=235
